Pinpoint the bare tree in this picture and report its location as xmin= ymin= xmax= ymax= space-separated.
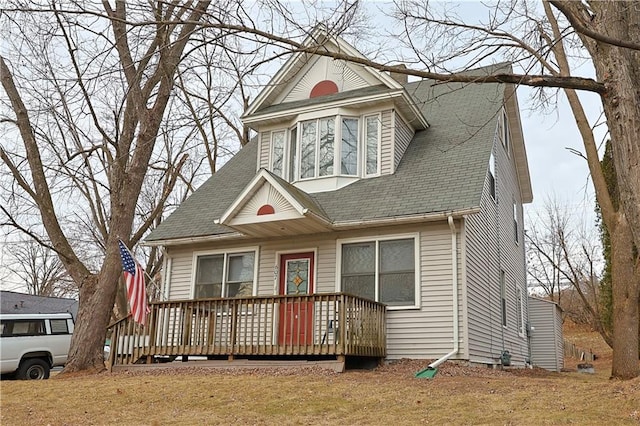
xmin=1 ymin=1 xmax=218 ymax=373
xmin=0 ymin=1 xmax=361 ymax=374
xmin=1 ymin=240 xmax=76 ymax=298
xmin=526 ymin=197 xmax=610 ymax=345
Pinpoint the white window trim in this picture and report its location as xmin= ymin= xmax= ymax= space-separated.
xmin=191 ymin=246 xmax=260 ymax=299
xmin=269 ymin=130 xmax=286 ymax=178
xmin=335 ymin=233 xmax=421 ymax=310
xmin=363 ymin=113 xmax=382 ymax=177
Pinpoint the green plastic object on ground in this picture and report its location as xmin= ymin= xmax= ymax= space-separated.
xmin=415 ymin=366 xmax=438 ymax=379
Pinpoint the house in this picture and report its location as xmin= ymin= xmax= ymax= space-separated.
xmin=116 ymin=27 xmax=533 ymax=371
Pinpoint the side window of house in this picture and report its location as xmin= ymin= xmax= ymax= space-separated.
xmin=502 ymin=109 xmax=510 ymax=156
xmin=516 ymin=287 xmax=524 ymax=337
xmin=513 ymin=200 xmax=519 ymax=244
xmin=488 ymin=152 xmax=496 ymax=200
xmin=341 ymin=237 xmax=416 ymax=307
xmin=195 ymin=251 xmax=256 ymax=298
xmin=500 ymin=270 xmax=507 ymax=327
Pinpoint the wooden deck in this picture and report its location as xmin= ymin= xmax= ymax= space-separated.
xmin=108 ymin=293 xmax=386 ymax=370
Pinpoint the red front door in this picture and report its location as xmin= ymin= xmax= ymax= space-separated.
xmin=278 ymin=252 xmax=314 ymax=345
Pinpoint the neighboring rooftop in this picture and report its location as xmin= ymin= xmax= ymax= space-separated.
xmin=0 ymin=291 xmax=78 ymax=317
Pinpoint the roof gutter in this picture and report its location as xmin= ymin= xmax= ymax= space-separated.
xmin=331 ymin=207 xmax=479 ymax=229
xmin=143 ymin=208 xmax=480 ymax=247
xmin=142 ymin=232 xmax=246 ymax=247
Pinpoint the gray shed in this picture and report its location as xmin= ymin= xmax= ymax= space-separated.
xmin=528 ymin=297 xmax=563 ymax=372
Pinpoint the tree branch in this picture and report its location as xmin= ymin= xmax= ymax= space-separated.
xmin=550 ymin=1 xmax=640 ymax=51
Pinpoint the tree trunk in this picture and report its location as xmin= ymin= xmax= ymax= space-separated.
xmin=61 ymin=247 xmax=124 ymax=374
xmin=609 ymin=214 xmax=640 ymax=379
xmin=583 ymin=2 xmax=640 ymax=270
xmin=564 ymin=0 xmax=640 ymax=380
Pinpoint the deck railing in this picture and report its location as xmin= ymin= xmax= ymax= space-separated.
xmin=108 ymin=293 xmax=386 ymax=366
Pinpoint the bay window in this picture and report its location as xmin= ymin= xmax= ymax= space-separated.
xmin=195 ymin=251 xmax=256 ymax=298
xmin=269 ymin=112 xmax=381 ymax=182
xmin=340 ymin=236 xmax=418 ymax=308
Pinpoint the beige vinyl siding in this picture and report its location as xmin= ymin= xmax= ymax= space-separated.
xmin=162 ymin=222 xmax=463 ymax=359
xmin=386 ymin=223 xmax=463 ymax=359
xmin=393 ymin=112 xmax=414 ymax=170
xmin=379 ymin=110 xmax=394 ymax=175
xmin=259 ymin=131 xmax=271 ymax=170
xmin=464 ymin=115 xmax=529 ymax=365
xmin=529 ymin=297 xmax=563 ymax=371
xmin=165 ymin=247 xmax=197 ymax=299
xmin=256 ymin=237 xmax=337 ymax=295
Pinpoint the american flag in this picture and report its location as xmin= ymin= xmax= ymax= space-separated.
xmin=118 ymin=240 xmax=149 ymax=325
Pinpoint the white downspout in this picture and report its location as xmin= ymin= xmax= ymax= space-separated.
xmin=427 ymin=215 xmax=460 ymax=369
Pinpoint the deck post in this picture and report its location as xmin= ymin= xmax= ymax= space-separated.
xmin=230 ymin=303 xmax=238 ymax=354
xmin=339 ymin=294 xmax=347 ymax=355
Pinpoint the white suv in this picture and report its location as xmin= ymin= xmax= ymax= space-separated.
xmin=0 ymin=312 xmax=74 ymax=379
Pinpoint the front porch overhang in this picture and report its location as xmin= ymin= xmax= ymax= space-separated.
xmin=215 ymin=169 xmax=332 ymax=238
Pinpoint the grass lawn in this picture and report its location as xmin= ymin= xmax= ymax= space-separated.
xmin=1 ymin=325 xmax=638 ymax=425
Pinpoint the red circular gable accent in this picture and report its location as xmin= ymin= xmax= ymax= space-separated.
xmin=257 ymin=204 xmax=275 ymax=216
xmin=310 ymin=80 xmax=339 ymax=98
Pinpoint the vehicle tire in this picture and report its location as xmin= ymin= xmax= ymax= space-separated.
xmin=16 ymin=358 xmax=50 ymax=380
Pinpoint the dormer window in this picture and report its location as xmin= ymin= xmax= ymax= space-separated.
xmin=269 ymin=112 xmax=380 ymax=186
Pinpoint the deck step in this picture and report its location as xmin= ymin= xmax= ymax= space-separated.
xmin=111 ymin=358 xmax=345 ymax=373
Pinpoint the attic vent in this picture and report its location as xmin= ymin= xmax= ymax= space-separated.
xmin=257 ymin=204 xmax=275 ymax=215
xmin=310 ymin=80 xmax=338 ymax=98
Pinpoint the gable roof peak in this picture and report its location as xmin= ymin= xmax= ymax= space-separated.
xmin=242 ymin=26 xmax=403 ymax=119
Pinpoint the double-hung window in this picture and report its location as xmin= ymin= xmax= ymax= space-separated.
xmin=194 ymin=251 xmax=256 ymax=298
xmin=300 ymin=117 xmax=336 ymax=178
xmin=271 ymin=131 xmax=285 ymax=178
xmin=340 ymin=236 xmax=418 ymax=308
xmin=364 ymin=115 xmax=380 ymax=176
xmin=340 ymin=117 xmax=358 ymax=175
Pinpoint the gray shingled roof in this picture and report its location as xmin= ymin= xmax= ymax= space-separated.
xmin=1 ymin=291 xmax=78 ymax=317
xmin=146 ymin=72 xmax=504 ymax=243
